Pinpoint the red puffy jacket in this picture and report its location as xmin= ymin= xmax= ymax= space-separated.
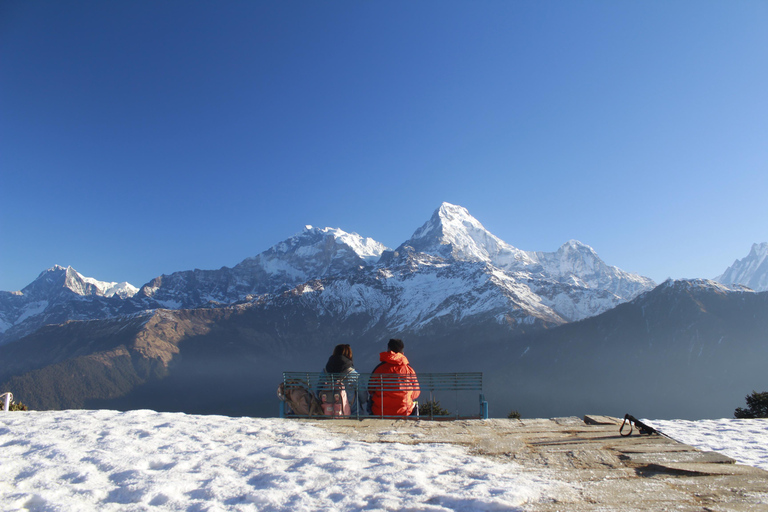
xmin=368 ymin=351 xmax=420 ymax=417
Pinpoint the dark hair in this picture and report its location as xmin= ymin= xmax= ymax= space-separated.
xmin=387 ymin=338 xmax=404 ymax=354
xmin=332 ymin=344 xmax=353 ymax=361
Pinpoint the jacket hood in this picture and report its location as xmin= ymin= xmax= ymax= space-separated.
xmin=379 ymin=351 xmax=410 ymax=366
xmin=325 ymin=354 xmax=354 ymax=374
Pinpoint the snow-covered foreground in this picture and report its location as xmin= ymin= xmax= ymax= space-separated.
xmin=3 ymin=411 xmax=767 ymax=512
xmin=1 ymin=410 xmax=556 ymax=512
xmin=648 ymin=418 xmax=768 ymax=471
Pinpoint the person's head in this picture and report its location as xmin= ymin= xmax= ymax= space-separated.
xmin=332 ymin=344 xmax=353 ymax=361
xmin=387 ymin=338 xmax=404 ymax=354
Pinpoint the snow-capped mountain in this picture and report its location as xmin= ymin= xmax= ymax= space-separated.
xmin=716 ymin=242 xmax=768 ymax=292
xmin=136 ymin=226 xmax=389 ymax=309
xmin=401 ymin=203 xmax=537 ymax=268
xmin=529 ymin=240 xmax=655 ymax=299
xmin=234 ymin=225 xmax=387 ymax=282
xmin=401 ymin=204 xmax=653 ymax=293
xmin=0 ymin=266 xmax=138 ymax=344
xmin=19 ymin=265 xmax=139 ymax=300
xmin=390 ymin=203 xmax=655 ymax=322
xmin=1 ymin=203 xmax=655 ymax=345
xmin=239 ymin=203 xmax=657 ymax=341
xmin=278 ymin=258 xmax=566 ymax=339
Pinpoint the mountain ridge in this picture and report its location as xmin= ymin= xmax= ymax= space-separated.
xmin=716 ymin=242 xmax=768 ymax=292
xmin=484 ymin=277 xmax=768 ymax=419
xmin=0 ymin=203 xmax=656 ymax=345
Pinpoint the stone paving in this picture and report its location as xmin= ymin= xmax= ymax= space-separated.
xmin=303 ymin=415 xmax=768 ymax=511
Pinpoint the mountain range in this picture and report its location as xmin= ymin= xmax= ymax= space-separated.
xmin=0 ymin=203 xmax=656 ymax=345
xmin=1 ymin=203 xmax=766 ymax=419
xmin=0 ymin=266 xmax=141 ymax=345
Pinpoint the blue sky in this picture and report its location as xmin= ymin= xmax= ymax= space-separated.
xmin=1 ymin=1 xmax=766 ymax=292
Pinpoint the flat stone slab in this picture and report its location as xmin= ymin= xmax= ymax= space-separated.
xmin=304 ymin=415 xmax=768 ymax=510
xmin=584 ymin=414 xmax=622 ymax=425
xmin=615 ymin=442 xmax=698 ymax=453
xmin=622 ymin=450 xmax=736 ymax=465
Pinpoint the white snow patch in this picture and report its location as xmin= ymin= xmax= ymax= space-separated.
xmin=14 ymin=301 xmax=49 ymax=325
xmin=647 ymin=418 xmax=768 ymax=472
xmin=298 ymin=284 xmax=318 ymax=294
xmin=256 ymin=258 xmax=306 ymax=280
xmin=101 ymin=281 xmax=140 ymax=299
xmin=0 ymin=410 xmax=557 ymax=511
xmin=156 ymin=299 xmax=182 ymax=310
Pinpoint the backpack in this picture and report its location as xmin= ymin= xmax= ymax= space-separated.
xmin=277 ymin=380 xmax=323 ymax=416
xmin=317 ymin=370 xmax=352 ymax=417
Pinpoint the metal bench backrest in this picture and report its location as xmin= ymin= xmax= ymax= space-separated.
xmin=280 ymin=372 xmax=487 ymax=420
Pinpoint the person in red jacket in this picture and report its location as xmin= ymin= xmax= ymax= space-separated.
xmin=368 ymin=338 xmax=420 ymax=417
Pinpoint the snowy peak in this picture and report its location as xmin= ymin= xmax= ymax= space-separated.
xmin=558 ymin=239 xmax=598 ymax=259
xmin=20 ymin=265 xmax=68 ymax=298
xmin=403 ymin=202 xmax=534 ymax=267
xmin=134 ymin=226 xmax=390 ymax=309
xmin=402 ymin=204 xmax=653 ymax=299
xmin=532 ymin=240 xmax=606 ymax=281
xmin=409 ymin=203 xmax=484 ymax=245
xmin=528 ymin=240 xmax=655 ymax=297
xmin=313 ymin=226 xmax=388 ymax=263
xmin=534 ymin=240 xmax=599 ymax=269
xmin=0 ymin=265 xmax=139 ymax=344
xmin=20 ymin=266 xmax=138 ymax=300
xmin=236 ymin=225 xmax=389 ymax=280
xmin=716 ymin=242 xmax=768 ymax=292
xmin=405 ymin=202 xmax=500 ymax=261
xmin=65 ymin=267 xmax=139 ymax=298
xmin=100 ymin=281 xmax=141 ymax=299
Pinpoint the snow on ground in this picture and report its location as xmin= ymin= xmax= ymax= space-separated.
xmin=3 ymin=411 xmax=767 ymax=512
xmin=647 ymin=418 xmax=768 ymax=471
xmin=1 ymin=410 xmax=555 ymax=512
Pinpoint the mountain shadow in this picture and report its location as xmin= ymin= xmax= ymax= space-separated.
xmin=484 ymin=280 xmax=768 ymax=419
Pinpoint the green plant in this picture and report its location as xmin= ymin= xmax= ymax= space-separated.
xmin=419 ymin=399 xmax=449 ymax=417
xmin=507 ymin=410 xmax=521 ymax=420
xmin=734 ymin=391 xmax=768 ymax=418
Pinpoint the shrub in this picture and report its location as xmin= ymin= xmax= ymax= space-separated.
xmin=507 ymin=410 xmax=521 ymax=420
xmin=734 ymin=391 xmax=768 ymax=419
xmin=419 ymin=399 xmax=449 ymax=417
xmin=3 ymin=399 xmax=28 ymax=411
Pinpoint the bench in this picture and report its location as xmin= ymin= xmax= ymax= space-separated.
xmin=279 ymin=372 xmax=488 ymax=420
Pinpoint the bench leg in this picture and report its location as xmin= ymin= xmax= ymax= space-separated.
xmin=480 ymin=394 xmax=489 ymax=420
